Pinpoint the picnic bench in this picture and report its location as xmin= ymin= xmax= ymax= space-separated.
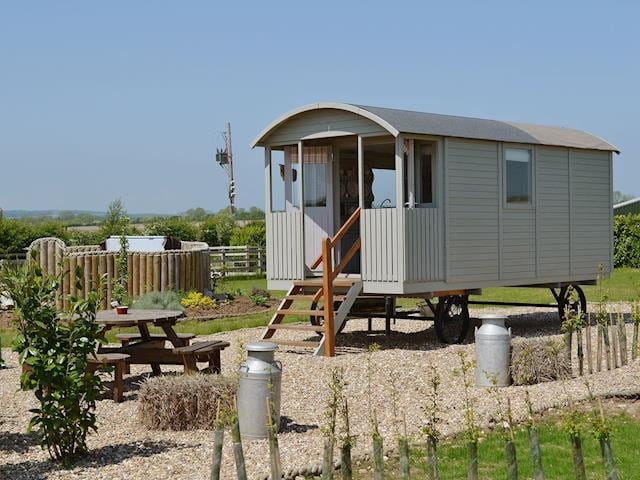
xmin=96 ymin=309 xmax=230 ymax=375
xmin=87 ymin=353 xmax=130 ymax=403
xmin=174 ymin=340 xmax=230 ymax=374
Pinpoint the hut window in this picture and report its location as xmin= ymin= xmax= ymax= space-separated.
xmin=505 ymin=148 xmax=532 ymax=204
xmin=413 ymin=141 xmax=434 ymax=205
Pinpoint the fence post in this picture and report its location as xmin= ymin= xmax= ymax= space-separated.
xmin=322 ymin=238 xmax=335 ymax=357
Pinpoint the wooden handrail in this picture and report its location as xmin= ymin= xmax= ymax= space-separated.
xmin=310 ymin=207 xmax=361 ymax=269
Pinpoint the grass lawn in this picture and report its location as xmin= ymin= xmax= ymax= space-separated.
xmin=1 ymin=269 xmax=639 ymax=346
xmin=354 ymin=407 xmax=639 ymax=479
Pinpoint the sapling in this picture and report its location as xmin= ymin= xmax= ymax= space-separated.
xmin=388 ymin=369 xmax=410 ymax=480
xmin=524 ymin=390 xmax=544 ymax=480
xmin=561 ymin=393 xmax=586 ymax=480
xmin=586 ymin=382 xmax=619 ymax=480
xmin=210 ymin=399 xmax=224 ymax=480
xmin=421 ymin=364 xmax=441 ymax=480
xmin=366 ymin=344 xmax=384 ymax=480
xmin=455 ymin=350 xmax=480 ymax=480
xmin=632 ymin=301 xmax=640 ymax=360
xmin=491 ymin=377 xmax=518 ymax=480
xmin=266 ymin=396 xmax=282 ymax=480
xmin=339 ymin=396 xmax=355 ymax=480
xmin=321 ymin=368 xmax=344 ymax=480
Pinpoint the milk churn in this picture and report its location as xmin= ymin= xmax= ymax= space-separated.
xmin=237 ymin=342 xmax=282 ymax=439
xmin=475 ymin=314 xmax=511 ymax=387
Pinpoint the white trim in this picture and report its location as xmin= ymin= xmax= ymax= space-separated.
xmin=251 ymin=102 xmax=400 ymax=148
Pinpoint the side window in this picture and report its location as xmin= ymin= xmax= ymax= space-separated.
xmin=414 ymin=141 xmax=434 ymax=205
xmin=270 ymin=149 xmax=286 ymax=212
xmin=403 ymin=140 xmax=435 ymax=207
xmin=505 ymin=148 xmax=532 ymax=205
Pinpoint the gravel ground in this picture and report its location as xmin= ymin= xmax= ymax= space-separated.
xmin=1 ymin=304 xmax=639 ymax=479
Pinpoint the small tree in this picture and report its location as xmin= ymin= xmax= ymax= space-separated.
xmin=491 ymin=378 xmax=518 ymax=480
xmin=455 ymin=350 xmax=480 ymax=480
xmin=112 ymin=216 xmax=130 ymax=306
xmin=524 ymin=390 xmax=545 ymax=480
xmin=421 ymin=364 xmax=441 ymax=480
xmin=586 ymin=382 xmax=619 ymax=480
xmin=1 ymin=256 xmax=105 ymax=466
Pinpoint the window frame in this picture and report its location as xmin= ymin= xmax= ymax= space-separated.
xmin=503 ymin=144 xmax=534 ymax=209
xmin=404 ymin=137 xmax=438 ymax=208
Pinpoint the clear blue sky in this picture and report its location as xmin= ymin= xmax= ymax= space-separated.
xmin=1 ymin=1 xmax=638 ymax=213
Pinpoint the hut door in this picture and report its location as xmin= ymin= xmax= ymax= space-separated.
xmin=302 ymin=146 xmax=333 ymax=269
xmin=284 ymin=145 xmax=334 ymax=271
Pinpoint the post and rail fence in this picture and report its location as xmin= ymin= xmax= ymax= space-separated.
xmin=209 ymin=245 xmax=266 ymax=277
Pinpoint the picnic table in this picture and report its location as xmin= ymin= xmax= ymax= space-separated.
xmin=96 ymin=309 xmax=229 ymax=375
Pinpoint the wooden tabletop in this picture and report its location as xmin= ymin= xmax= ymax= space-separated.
xmin=95 ymin=309 xmax=185 ymax=327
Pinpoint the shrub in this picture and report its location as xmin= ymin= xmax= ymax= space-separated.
xmin=511 ymin=338 xmax=571 ymax=385
xmin=181 ymin=291 xmax=217 ymax=310
xmin=613 ymin=214 xmax=640 ymax=267
xmin=0 ymin=217 xmax=69 ymax=254
xmin=0 ymin=257 xmax=105 ymax=466
xmin=138 ymin=374 xmax=236 ymax=430
xmin=133 ymin=291 xmax=184 ymax=311
xmin=249 ymin=286 xmax=270 ymax=306
xmin=146 ymin=218 xmax=198 ymax=241
xmin=199 ymin=217 xmax=219 ymax=247
xmin=230 ymin=221 xmax=266 ymax=247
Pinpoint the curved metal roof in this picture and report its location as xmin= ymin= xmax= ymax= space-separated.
xmin=251 ymin=102 xmax=618 ymax=153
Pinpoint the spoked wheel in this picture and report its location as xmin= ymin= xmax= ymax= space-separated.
xmin=553 ymin=284 xmax=587 ymax=321
xmin=310 ymin=301 xmax=347 ymax=333
xmin=433 ymin=295 xmax=470 ymax=344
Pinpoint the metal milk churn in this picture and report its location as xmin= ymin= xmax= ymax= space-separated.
xmin=475 ymin=314 xmax=512 ymax=387
xmin=237 ymin=342 xmax=282 ymax=439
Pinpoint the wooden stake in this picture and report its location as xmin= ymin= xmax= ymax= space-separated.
xmin=571 ymin=434 xmax=587 ymax=480
xmin=596 ymin=322 xmax=603 ymax=372
xmin=322 ymin=237 xmax=335 ymax=357
xmin=617 ymin=312 xmax=627 ymax=366
xmin=632 ymin=321 xmax=639 ymax=360
xmin=266 ymin=397 xmax=282 ymax=480
xmin=603 ymin=316 xmax=612 ymax=371
xmin=585 ymin=313 xmax=593 ymax=375
xmin=211 ymin=400 xmax=224 ymax=480
xmin=230 ymin=417 xmax=247 ymax=480
xmin=576 ymin=325 xmax=584 ymax=376
xmin=467 ymin=441 xmax=479 ymax=480
xmin=610 ymin=313 xmax=619 ymax=369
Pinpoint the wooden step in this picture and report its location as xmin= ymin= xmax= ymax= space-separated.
xmin=267 ymin=324 xmax=325 ymax=332
xmin=293 ymin=278 xmax=359 ymax=287
xmin=271 ymin=340 xmax=320 ymax=348
xmin=276 ymin=309 xmax=328 ymax=316
xmin=284 ymin=294 xmax=346 ymax=301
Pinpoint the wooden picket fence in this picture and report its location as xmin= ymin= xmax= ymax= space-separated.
xmin=209 ymin=246 xmax=266 ymax=277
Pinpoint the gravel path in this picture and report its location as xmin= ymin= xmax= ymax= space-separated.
xmin=1 ymin=304 xmax=639 ymax=479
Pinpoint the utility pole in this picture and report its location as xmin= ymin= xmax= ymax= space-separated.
xmin=215 ymin=122 xmax=236 ymax=214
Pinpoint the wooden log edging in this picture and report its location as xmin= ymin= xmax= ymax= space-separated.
xmin=26 ymin=237 xmax=211 ymax=303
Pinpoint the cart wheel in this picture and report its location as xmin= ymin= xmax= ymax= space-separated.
xmin=310 ymin=301 xmax=347 ymax=333
xmin=434 ymin=295 xmax=470 ymax=344
xmin=556 ymin=284 xmax=587 ymax=321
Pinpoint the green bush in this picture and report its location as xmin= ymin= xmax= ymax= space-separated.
xmin=0 ymin=258 xmax=105 ymax=466
xmin=230 ymin=221 xmax=266 ymax=247
xmin=0 ymin=217 xmax=69 ymax=254
xmin=146 ymin=218 xmax=198 ymax=241
xmin=133 ymin=291 xmax=185 ymax=311
xmin=614 ymin=214 xmax=640 ymax=268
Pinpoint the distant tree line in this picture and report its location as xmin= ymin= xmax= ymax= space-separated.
xmin=0 ymin=202 xmax=266 ymax=254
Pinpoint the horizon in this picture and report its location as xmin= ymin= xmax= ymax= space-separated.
xmin=1 ymin=1 xmax=638 ymax=212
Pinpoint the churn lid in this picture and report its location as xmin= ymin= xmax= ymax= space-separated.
xmin=246 ymin=341 xmax=278 ymax=353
